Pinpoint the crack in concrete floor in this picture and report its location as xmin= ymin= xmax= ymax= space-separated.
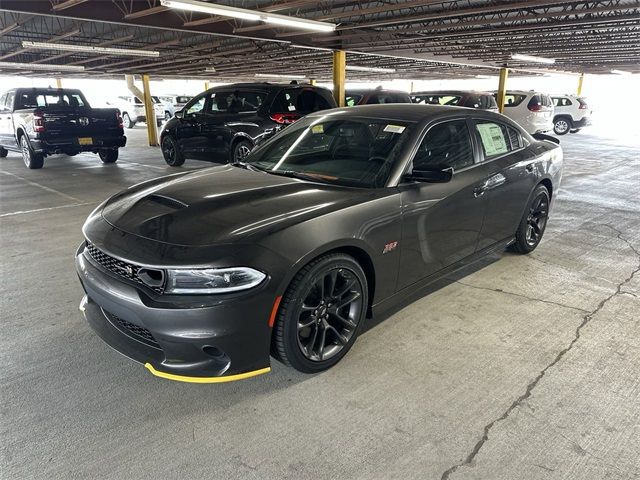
xmin=440 ymin=228 xmax=640 ymax=480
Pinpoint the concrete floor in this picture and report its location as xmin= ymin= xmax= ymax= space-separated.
xmin=1 ymin=126 xmax=639 ymax=480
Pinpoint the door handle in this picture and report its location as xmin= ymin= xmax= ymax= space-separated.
xmin=473 ymin=183 xmax=487 ymax=197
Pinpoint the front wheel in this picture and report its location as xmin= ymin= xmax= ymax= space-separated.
xmin=123 ymin=113 xmax=135 ymax=129
xmin=273 ymin=253 xmax=368 ymax=373
xmin=511 ymin=185 xmax=550 ymax=254
xmin=553 ymin=117 xmax=571 ymax=135
xmin=99 ymin=149 xmax=118 ymax=163
xmin=161 ymin=135 xmax=185 ymax=166
xmin=20 ymin=136 xmax=44 ymax=169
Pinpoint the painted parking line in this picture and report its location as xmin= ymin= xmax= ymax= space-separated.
xmin=0 ymin=202 xmax=96 ymax=218
xmin=0 ymin=170 xmax=83 ymax=202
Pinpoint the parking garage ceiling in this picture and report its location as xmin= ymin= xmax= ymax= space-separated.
xmin=0 ymin=0 xmax=638 ymax=80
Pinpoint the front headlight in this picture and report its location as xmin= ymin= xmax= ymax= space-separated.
xmin=165 ymin=267 xmax=266 ymax=294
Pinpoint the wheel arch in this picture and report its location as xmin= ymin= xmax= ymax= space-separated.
xmin=553 ymin=114 xmax=573 ymax=126
xmin=538 ymin=178 xmax=553 ymax=199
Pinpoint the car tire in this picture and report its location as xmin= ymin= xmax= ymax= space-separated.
xmin=511 ymin=184 xmax=550 ymax=254
xmin=272 ymin=253 xmax=368 ymax=373
xmin=161 ymin=135 xmax=185 ymax=167
xmin=553 ymin=117 xmax=571 ymax=135
xmin=230 ymin=139 xmax=253 ymax=163
xmin=0 ymin=147 xmax=8 ymax=158
xmin=20 ymin=136 xmax=44 ymax=169
xmin=123 ymin=113 xmax=135 ymax=129
xmin=99 ymin=149 xmax=119 ymax=163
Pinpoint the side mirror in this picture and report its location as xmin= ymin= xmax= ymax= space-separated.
xmin=174 ymin=109 xmax=184 ymax=119
xmin=406 ymin=167 xmax=453 ymax=183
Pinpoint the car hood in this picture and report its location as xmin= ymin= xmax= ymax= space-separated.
xmin=101 ymin=165 xmax=375 ymax=246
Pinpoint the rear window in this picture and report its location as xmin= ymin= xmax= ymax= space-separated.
xmin=16 ymin=91 xmax=86 ymax=109
xmin=502 ymin=94 xmax=527 ymax=107
xmin=527 ymin=94 xmax=552 ymax=110
xmin=463 ymin=95 xmax=497 ymax=110
xmin=365 ymin=93 xmax=409 ymax=104
xmin=411 ymin=94 xmax=461 ymax=106
xmin=176 ymin=96 xmax=192 ymax=104
xmin=270 ymin=88 xmax=332 ymax=114
xmin=346 ymin=94 xmax=363 ymax=106
xmin=552 ymin=97 xmax=572 ymax=107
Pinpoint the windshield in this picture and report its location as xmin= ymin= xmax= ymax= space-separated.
xmin=246 ymin=115 xmax=413 ymax=188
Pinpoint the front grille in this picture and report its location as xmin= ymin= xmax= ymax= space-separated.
xmin=105 ymin=310 xmax=161 ymax=349
xmin=85 ymin=242 xmax=164 ymax=294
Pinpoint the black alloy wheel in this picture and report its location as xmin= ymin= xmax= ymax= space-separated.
xmin=231 ymin=140 xmax=252 ymax=163
xmin=273 ymin=253 xmax=368 ymax=373
xmin=161 ymin=135 xmax=185 ymax=167
xmin=511 ymin=184 xmax=550 ymax=254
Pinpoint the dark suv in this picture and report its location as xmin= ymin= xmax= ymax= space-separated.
xmin=160 ymin=83 xmax=336 ymax=166
xmin=345 ymin=88 xmax=411 ymax=106
xmin=410 ymin=90 xmax=498 ymax=111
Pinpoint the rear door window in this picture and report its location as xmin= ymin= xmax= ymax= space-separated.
xmin=209 ymin=90 xmax=266 ymax=113
xmin=502 ymin=94 xmax=526 ymax=107
xmin=270 ymin=88 xmax=331 ymax=114
xmin=475 ymin=121 xmax=512 ymax=159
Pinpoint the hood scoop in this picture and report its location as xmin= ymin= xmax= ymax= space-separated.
xmin=145 ymin=194 xmax=188 ymax=210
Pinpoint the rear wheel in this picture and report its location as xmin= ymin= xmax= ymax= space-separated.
xmin=511 ymin=185 xmax=550 ymax=254
xmin=230 ymin=139 xmax=252 ymax=163
xmin=99 ymin=149 xmax=118 ymax=163
xmin=553 ymin=117 xmax=571 ymax=135
xmin=273 ymin=253 xmax=368 ymax=373
xmin=161 ymin=135 xmax=185 ymax=166
xmin=20 ymin=136 xmax=44 ymax=169
xmin=123 ymin=113 xmax=135 ymax=129
xmin=0 ymin=147 xmax=7 ymax=158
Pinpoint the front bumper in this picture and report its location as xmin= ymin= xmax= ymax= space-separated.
xmin=75 ymin=243 xmax=273 ymax=382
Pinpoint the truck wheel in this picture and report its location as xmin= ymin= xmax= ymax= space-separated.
xmin=161 ymin=135 xmax=185 ymax=166
xmin=99 ymin=149 xmax=119 ymax=163
xmin=0 ymin=147 xmax=7 ymax=158
xmin=123 ymin=113 xmax=135 ymax=129
xmin=20 ymin=136 xmax=44 ymax=169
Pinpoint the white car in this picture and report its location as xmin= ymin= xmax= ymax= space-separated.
xmin=496 ymin=90 xmax=554 ymax=134
xmin=159 ymin=95 xmax=193 ymax=121
xmin=550 ymin=94 xmax=592 ymax=135
xmin=108 ymin=95 xmax=164 ymax=129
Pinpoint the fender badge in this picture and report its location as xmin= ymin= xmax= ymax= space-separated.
xmin=383 ymin=241 xmax=398 ymax=254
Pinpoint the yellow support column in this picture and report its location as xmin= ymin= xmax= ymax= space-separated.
xmin=141 ymin=74 xmax=159 ymax=147
xmin=577 ymin=73 xmax=584 ymax=96
xmin=204 ymin=81 xmax=210 ymax=91
xmin=309 ymin=78 xmax=317 ymax=86
xmin=497 ymin=67 xmax=509 ymax=114
xmin=55 ymin=78 xmax=62 ymax=88
xmin=332 ymin=50 xmax=346 ymax=107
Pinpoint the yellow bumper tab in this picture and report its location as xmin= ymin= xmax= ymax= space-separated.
xmin=144 ymin=363 xmax=270 ymax=384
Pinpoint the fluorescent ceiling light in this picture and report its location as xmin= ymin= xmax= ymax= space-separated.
xmin=160 ymin=0 xmax=336 ymax=32
xmin=346 ymin=65 xmax=396 ymax=73
xmin=475 ymin=74 xmax=495 ymax=79
xmin=0 ymin=61 xmax=85 ymax=72
xmin=204 ymin=67 xmax=216 ymax=73
xmin=22 ymin=41 xmax=159 ymax=57
xmin=255 ymin=73 xmax=305 ymax=79
xmin=611 ymin=69 xmax=631 ymax=75
xmin=290 ymin=44 xmax=333 ymax=52
xmin=511 ymin=53 xmax=555 ymax=65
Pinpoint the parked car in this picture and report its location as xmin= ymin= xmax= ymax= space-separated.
xmin=494 ymin=90 xmax=554 ymax=134
xmin=550 ymin=94 xmax=592 ymax=135
xmin=160 ymin=82 xmax=336 ymax=166
xmin=346 ymin=88 xmax=412 ymax=106
xmin=76 ymin=103 xmax=562 ymax=382
xmin=410 ymin=90 xmax=498 ymax=111
xmin=0 ymin=88 xmax=126 ymax=169
xmin=108 ymin=95 xmax=164 ymax=129
xmin=159 ymin=95 xmax=193 ymax=121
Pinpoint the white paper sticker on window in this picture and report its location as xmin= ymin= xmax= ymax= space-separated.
xmin=288 ymin=105 xmax=296 ymax=111
xmin=476 ymin=123 xmax=508 ymax=157
xmin=383 ymin=124 xmax=406 ymax=134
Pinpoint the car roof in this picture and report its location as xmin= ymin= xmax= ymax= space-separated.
xmin=346 ymin=88 xmax=408 ymax=95
xmin=205 ymin=82 xmax=328 ymax=92
xmin=14 ymin=87 xmax=83 ymax=94
xmin=306 ymin=103 xmax=505 ymax=123
xmin=411 ymin=90 xmax=494 ymax=96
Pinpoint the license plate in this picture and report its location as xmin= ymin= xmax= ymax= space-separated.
xmin=78 ymin=137 xmax=93 ymax=145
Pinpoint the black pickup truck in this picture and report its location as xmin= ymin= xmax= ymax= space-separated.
xmin=0 ymin=88 xmax=126 ymax=169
